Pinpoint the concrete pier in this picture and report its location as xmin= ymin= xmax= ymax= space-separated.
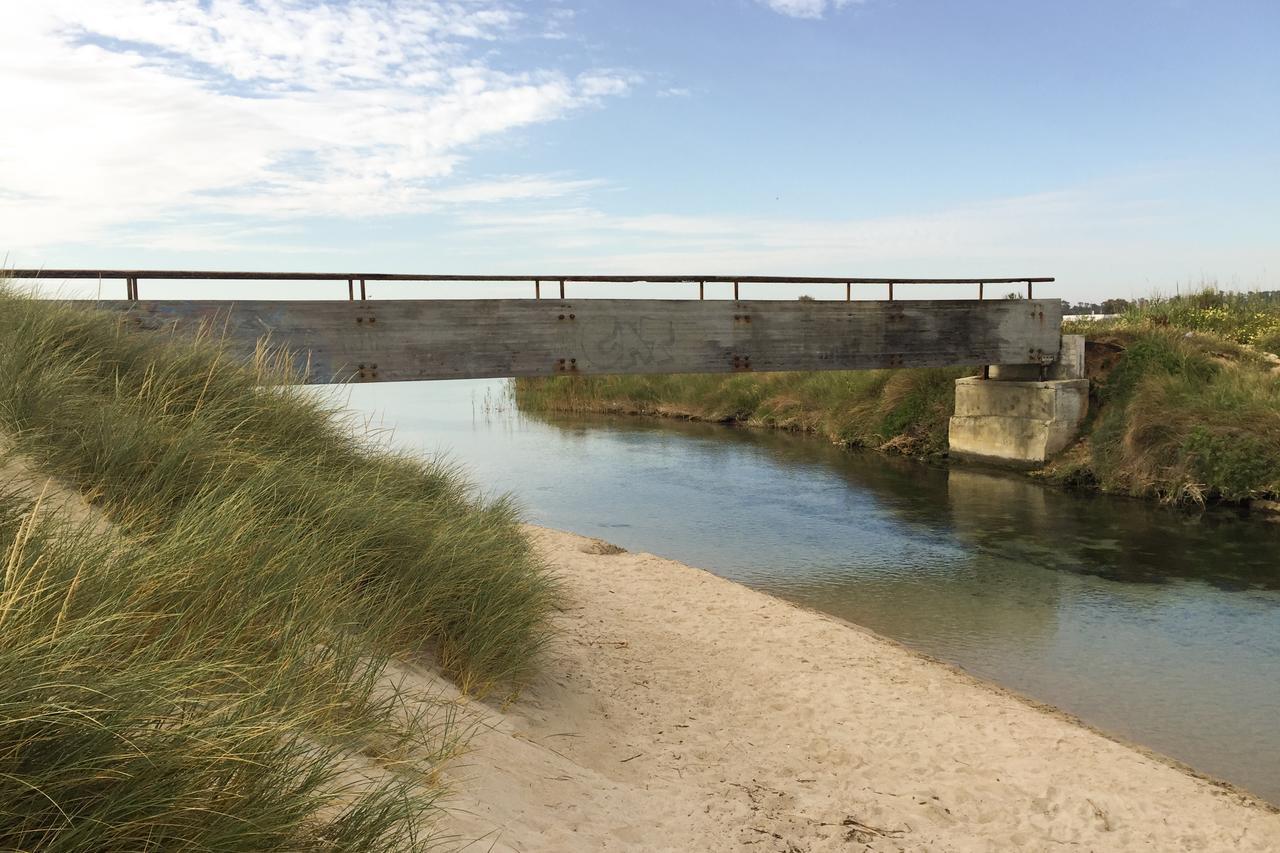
xmin=948 ymin=335 xmax=1088 ymax=467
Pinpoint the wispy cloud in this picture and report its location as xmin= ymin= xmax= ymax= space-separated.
xmin=454 ymin=192 xmax=1103 ymax=265
xmin=0 ymin=1 xmax=633 ymax=249
xmin=438 ymin=188 xmax=1220 ymax=295
xmin=757 ymin=0 xmax=861 ymax=20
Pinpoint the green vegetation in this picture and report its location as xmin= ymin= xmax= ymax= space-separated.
xmin=1065 ymin=288 xmax=1280 ymax=355
xmin=1053 ymin=290 xmax=1280 ymax=503
xmin=0 ymin=287 xmax=554 ymax=848
xmin=514 ymin=368 xmax=968 ymax=456
xmin=517 ymin=290 xmax=1280 ymax=506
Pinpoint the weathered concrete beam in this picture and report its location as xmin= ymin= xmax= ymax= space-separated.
xmin=85 ymin=298 xmax=1064 ymax=384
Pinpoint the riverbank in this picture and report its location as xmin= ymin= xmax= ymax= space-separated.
xmin=514 ymin=294 xmax=1280 ymax=507
xmin=439 ymin=525 xmax=1280 ymax=851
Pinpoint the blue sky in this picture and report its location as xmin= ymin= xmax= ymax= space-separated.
xmin=2 ymin=0 xmax=1277 ymax=301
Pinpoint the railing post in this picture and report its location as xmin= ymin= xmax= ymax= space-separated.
xmin=535 ymin=279 xmax=541 ymax=299
xmin=360 ymin=279 xmax=367 ymax=301
xmin=699 ymin=280 xmax=704 ymax=300
xmin=846 ymin=281 xmax=851 ymax=302
xmin=888 ymin=281 xmax=895 ymax=301
xmin=733 ymin=280 xmax=739 ymax=300
xmin=347 ymin=279 xmax=354 ymax=301
xmin=978 ymin=282 xmax=984 ymax=300
xmin=1027 ymin=280 xmax=1033 ymax=299
xmin=559 ymin=279 xmax=565 ymax=299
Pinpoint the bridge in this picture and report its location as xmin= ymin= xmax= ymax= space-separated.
xmin=10 ymin=270 xmax=1062 ymax=381
xmin=8 ymin=269 xmax=1085 ymax=466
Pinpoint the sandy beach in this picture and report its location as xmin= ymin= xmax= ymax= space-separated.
xmin=438 ymin=525 xmax=1280 ymax=852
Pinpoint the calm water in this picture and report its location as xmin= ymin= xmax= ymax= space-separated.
xmin=341 ymin=379 xmax=1280 ymax=804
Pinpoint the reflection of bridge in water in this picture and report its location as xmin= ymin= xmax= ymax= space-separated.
xmin=11 ymin=270 xmax=1060 ymax=384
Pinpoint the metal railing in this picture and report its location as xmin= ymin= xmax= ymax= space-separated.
xmin=6 ymin=269 xmax=1054 ymax=302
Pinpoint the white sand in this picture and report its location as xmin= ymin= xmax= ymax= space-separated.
xmin=437 ymin=525 xmax=1280 ymax=852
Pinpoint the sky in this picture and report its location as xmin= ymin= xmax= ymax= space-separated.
xmin=2 ymin=0 xmax=1277 ymax=302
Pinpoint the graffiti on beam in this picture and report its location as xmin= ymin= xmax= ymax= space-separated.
xmin=583 ymin=316 xmax=677 ymax=370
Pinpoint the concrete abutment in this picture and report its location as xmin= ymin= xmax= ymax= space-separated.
xmin=947 ymin=335 xmax=1088 ymax=468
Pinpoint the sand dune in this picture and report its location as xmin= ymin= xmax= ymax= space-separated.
xmin=437 ymin=525 xmax=1279 ymax=852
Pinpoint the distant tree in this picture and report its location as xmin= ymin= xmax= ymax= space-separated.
xmin=1004 ymin=291 xmax=1023 ymax=299
xmin=798 ymin=294 xmax=815 ymax=302
xmin=1065 ymin=301 xmax=1108 ymax=315
xmin=1101 ymin=298 xmax=1132 ymax=314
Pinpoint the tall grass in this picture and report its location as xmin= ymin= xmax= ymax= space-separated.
xmin=1066 ymin=328 xmax=1280 ymax=503
xmin=0 ymin=286 xmax=556 ymax=847
xmin=513 ymin=367 xmax=967 ymax=456
xmin=1065 ymin=287 xmax=1280 ymax=355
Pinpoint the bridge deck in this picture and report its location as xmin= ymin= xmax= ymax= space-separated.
xmin=13 ymin=269 xmax=1058 ymax=384
xmin=90 ymin=297 xmax=1063 ymax=383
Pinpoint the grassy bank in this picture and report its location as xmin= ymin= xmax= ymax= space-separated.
xmin=515 ymin=291 xmax=1280 ymax=506
xmin=0 ymin=288 xmax=554 ymax=848
xmin=1053 ymin=290 xmax=1280 ymax=503
xmin=514 ymin=368 xmax=969 ymax=457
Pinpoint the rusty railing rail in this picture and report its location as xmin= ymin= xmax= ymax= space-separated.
xmin=6 ymin=269 xmax=1053 ymax=302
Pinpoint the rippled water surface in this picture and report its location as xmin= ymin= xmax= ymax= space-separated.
xmin=341 ymin=378 xmax=1280 ymax=803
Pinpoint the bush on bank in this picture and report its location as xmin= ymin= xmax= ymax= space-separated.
xmin=0 ymin=287 xmax=554 ymax=848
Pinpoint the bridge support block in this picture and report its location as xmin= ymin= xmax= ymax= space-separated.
xmin=948 ymin=335 xmax=1088 ymax=468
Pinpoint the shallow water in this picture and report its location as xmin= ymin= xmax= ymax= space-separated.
xmin=341 ymin=378 xmax=1280 ymax=804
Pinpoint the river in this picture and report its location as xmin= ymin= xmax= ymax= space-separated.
xmin=341 ymin=378 xmax=1280 ymax=804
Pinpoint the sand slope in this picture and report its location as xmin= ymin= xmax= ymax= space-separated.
xmin=438 ymin=526 xmax=1278 ymax=852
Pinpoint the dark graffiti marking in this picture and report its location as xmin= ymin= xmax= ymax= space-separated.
xmin=583 ymin=316 xmax=677 ymax=369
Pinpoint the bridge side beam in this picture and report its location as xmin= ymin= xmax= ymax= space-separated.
xmin=85 ymin=298 xmax=1064 ymax=384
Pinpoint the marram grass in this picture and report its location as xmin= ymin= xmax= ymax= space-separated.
xmin=0 ymin=285 xmax=556 ymax=848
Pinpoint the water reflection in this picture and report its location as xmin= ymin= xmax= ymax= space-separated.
xmin=947 ymin=468 xmax=1279 ymax=591
xmin=340 ymin=379 xmax=1280 ymax=804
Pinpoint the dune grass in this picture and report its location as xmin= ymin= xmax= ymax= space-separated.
xmin=0 ymin=286 xmax=555 ymax=848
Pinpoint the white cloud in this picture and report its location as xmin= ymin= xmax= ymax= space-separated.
xmin=0 ymin=1 xmax=632 ymax=249
xmin=438 ymin=189 xmax=1271 ymax=300
xmin=758 ymin=0 xmax=860 ymax=20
